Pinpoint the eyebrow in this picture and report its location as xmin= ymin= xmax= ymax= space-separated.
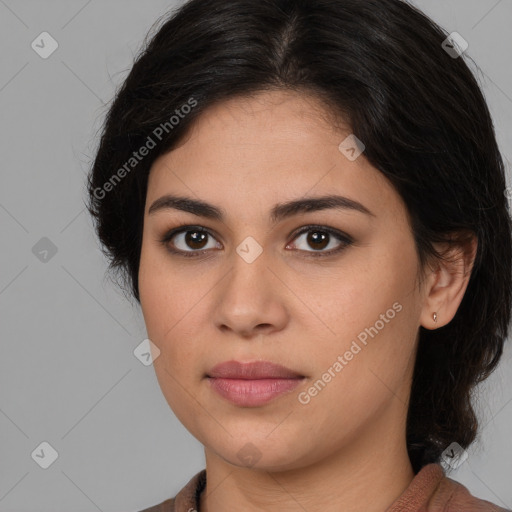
xmin=148 ymin=193 xmax=375 ymax=223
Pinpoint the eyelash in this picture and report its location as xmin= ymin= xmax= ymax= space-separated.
xmin=159 ymin=224 xmax=353 ymax=259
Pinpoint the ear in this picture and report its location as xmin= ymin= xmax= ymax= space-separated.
xmin=420 ymin=232 xmax=478 ymax=330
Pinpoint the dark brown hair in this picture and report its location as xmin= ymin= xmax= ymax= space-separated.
xmin=86 ymin=0 xmax=512 ymax=473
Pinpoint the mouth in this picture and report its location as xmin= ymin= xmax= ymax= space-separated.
xmin=206 ymin=360 xmax=305 ymax=407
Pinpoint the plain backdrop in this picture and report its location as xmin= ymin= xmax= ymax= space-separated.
xmin=1 ymin=1 xmax=511 ymax=511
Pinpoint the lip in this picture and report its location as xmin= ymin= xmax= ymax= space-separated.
xmin=206 ymin=360 xmax=305 ymax=407
xmin=207 ymin=360 xmax=304 ymax=379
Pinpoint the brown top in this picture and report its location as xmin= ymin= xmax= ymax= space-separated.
xmin=139 ymin=463 xmax=510 ymax=512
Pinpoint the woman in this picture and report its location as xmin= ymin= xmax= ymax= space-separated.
xmin=87 ymin=0 xmax=512 ymax=510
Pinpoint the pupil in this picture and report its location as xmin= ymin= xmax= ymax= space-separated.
xmin=183 ymin=230 xmax=330 ymax=251
xmin=186 ymin=231 xmax=207 ymax=249
xmin=308 ymin=231 xmax=328 ymax=250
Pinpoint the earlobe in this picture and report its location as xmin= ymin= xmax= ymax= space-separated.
xmin=420 ymin=233 xmax=478 ymax=330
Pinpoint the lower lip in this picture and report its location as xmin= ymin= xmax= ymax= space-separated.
xmin=207 ymin=377 xmax=304 ymax=407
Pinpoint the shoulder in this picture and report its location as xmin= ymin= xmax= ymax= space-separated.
xmin=137 ymin=497 xmax=175 ymax=512
xmin=387 ymin=463 xmax=509 ymax=512
xmin=428 ymin=472 xmax=510 ymax=512
xmin=135 ymin=469 xmax=206 ymax=512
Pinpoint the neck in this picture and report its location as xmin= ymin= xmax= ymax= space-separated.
xmin=199 ymin=407 xmax=415 ymax=512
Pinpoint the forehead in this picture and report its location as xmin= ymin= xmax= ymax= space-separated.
xmin=176 ymin=90 xmax=346 ymax=153
xmin=146 ymin=90 xmax=406 ymax=226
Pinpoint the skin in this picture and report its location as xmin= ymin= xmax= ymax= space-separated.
xmin=138 ymin=90 xmax=477 ymax=512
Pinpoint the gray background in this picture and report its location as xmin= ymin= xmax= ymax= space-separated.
xmin=0 ymin=1 xmax=511 ymax=511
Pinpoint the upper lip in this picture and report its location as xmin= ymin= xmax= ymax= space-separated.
xmin=207 ymin=360 xmax=304 ymax=379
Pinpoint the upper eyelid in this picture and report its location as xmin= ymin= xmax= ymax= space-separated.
xmin=164 ymin=224 xmax=352 ymax=249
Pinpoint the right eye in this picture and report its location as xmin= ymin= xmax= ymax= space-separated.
xmin=160 ymin=225 xmax=222 ymax=257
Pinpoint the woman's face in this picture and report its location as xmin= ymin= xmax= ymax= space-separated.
xmin=138 ymin=90 xmax=429 ymax=471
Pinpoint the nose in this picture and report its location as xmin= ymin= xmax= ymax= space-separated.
xmin=213 ymin=250 xmax=289 ymax=339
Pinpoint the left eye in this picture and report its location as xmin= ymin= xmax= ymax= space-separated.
xmin=287 ymin=226 xmax=352 ymax=255
xmin=160 ymin=225 xmax=352 ymax=258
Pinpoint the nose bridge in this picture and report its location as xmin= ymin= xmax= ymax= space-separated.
xmin=225 ymin=240 xmax=272 ymax=305
xmin=214 ymin=240 xmax=288 ymax=335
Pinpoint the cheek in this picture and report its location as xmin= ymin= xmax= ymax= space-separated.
xmin=138 ymin=246 xmax=210 ymax=378
xmin=138 ymin=241 xmax=187 ymax=339
xmin=295 ymin=308 xmax=416 ymax=446
xmin=138 ymin=252 xmax=202 ymax=420
xmin=295 ymin=254 xmax=414 ymax=352
xmin=138 ymin=259 xmax=168 ymax=341
xmin=299 ymin=243 xmax=420 ymax=405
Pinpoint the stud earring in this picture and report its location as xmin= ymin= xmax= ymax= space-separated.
xmin=433 ymin=312 xmax=438 ymax=323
